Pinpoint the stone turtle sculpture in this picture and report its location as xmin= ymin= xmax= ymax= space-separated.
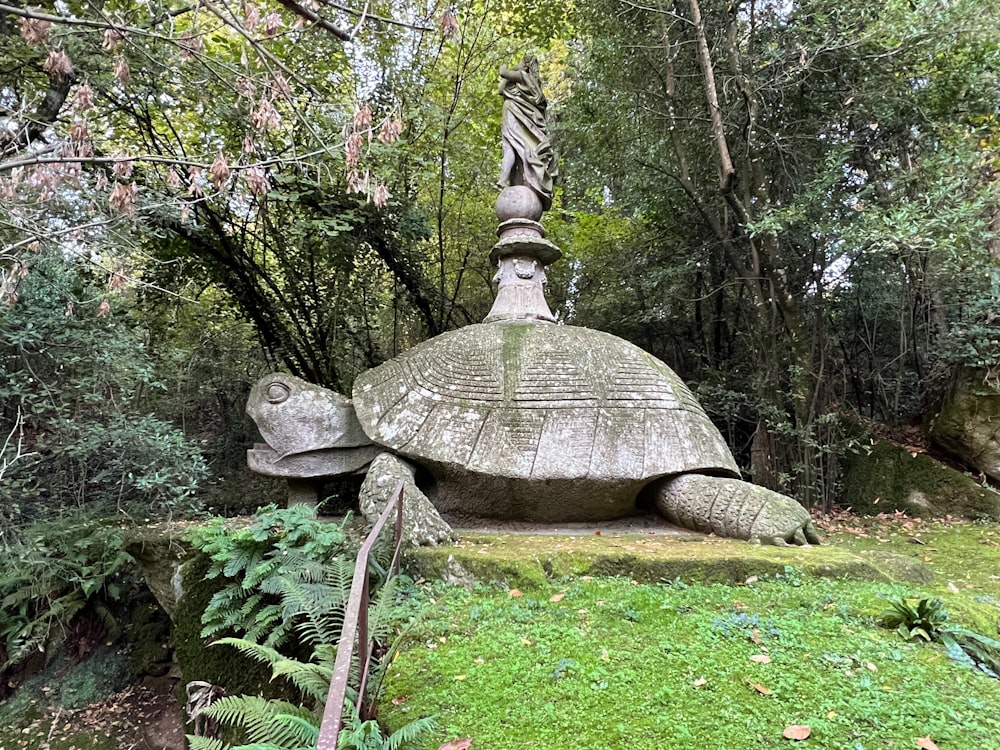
xmin=245 ymin=57 xmax=820 ymax=548
xmin=247 ymin=327 xmax=820 ymax=546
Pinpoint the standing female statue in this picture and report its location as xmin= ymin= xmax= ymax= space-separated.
xmin=498 ymin=55 xmax=558 ymax=212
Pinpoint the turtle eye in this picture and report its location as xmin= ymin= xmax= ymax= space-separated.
xmin=266 ymin=382 xmax=291 ymax=404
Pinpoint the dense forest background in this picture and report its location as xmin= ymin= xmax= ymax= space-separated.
xmin=2 ymin=0 xmax=998 ymax=532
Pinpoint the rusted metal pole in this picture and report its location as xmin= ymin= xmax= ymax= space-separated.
xmin=316 ymin=482 xmax=405 ymax=750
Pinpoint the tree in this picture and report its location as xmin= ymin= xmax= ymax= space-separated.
xmin=1 ymin=0 xmax=457 ymax=390
xmin=559 ymin=0 xmax=1000 ymax=505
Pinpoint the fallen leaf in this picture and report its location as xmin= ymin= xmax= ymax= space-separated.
xmin=594 ymin=530 xmax=602 ymax=536
xmin=600 ymin=648 xmax=610 ymax=661
xmin=439 ymin=740 xmax=473 ymax=750
xmin=866 ymin=662 xmax=877 ymax=671
xmin=520 ymin=638 xmax=533 ymax=646
xmin=509 ymin=589 xmax=522 ymax=598
xmin=391 ymin=695 xmax=407 ymax=705
xmin=550 ymin=593 xmax=565 ymax=603
xmin=454 ymin=675 xmax=467 ymax=681
xmin=914 ymin=737 xmax=939 ymax=750
xmin=749 ymin=681 xmax=772 ymax=695
xmin=947 ymin=581 xmax=960 ymax=593
xmin=750 ymin=654 xmax=771 ymax=664
xmin=783 ymin=725 xmax=811 ymax=740
xmin=693 ymin=677 xmax=707 ymax=688
xmin=751 ymin=628 xmax=761 ymax=645
xmin=745 ymin=575 xmax=759 ymax=585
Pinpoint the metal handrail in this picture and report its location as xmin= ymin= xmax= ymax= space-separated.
xmin=316 ymin=482 xmax=405 ymax=750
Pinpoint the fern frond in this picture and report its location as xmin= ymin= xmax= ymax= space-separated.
xmin=323 ymin=558 xmax=356 ymax=599
xmin=1 ymin=581 xmax=56 ymax=609
xmin=212 ymin=637 xmax=286 ymax=669
xmin=222 ymin=546 xmax=266 ymax=579
xmin=367 ymin=577 xmax=401 ymax=643
xmin=383 ymin=714 xmax=437 ymax=750
xmin=242 ymin=556 xmax=283 ymax=591
xmin=269 ymin=660 xmax=333 ymax=704
xmin=201 ymin=695 xmax=306 ymax=744
xmin=268 ymin=713 xmax=319 ymax=747
xmin=185 ymin=736 xmax=227 ymax=750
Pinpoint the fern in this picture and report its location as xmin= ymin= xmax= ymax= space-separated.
xmin=184 ymin=506 xmax=431 ymax=750
xmin=201 ymin=695 xmax=317 ymax=745
xmin=187 ymin=737 xmax=228 ymax=750
xmin=337 ymin=700 xmax=436 ymax=750
xmin=187 ymin=507 xmax=355 ymax=647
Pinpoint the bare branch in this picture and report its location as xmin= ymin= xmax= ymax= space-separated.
xmin=0 ymin=409 xmax=37 ymax=485
xmin=0 ymin=147 xmax=340 ymax=176
xmin=318 ymin=0 xmax=434 ymax=32
xmin=272 ymin=0 xmax=353 ymax=41
xmin=0 ymin=2 xmax=196 ymax=34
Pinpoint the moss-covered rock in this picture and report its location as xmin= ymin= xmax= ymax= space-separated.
xmin=404 ymin=531 xmax=934 ymax=588
xmin=172 ymin=554 xmax=277 ymax=699
xmin=928 ymin=366 xmax=1000 ymax=482
xmin=123 ymin=523 xmax=193 ymax=619
xmin=124 ymin=587 xmax=174 ymax=677
xmin=840 ymin=439 xmax=1000 ymax=519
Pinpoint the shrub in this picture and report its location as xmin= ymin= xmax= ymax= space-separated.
xmin=0 ymin=250 xmax=207 ymax=530
xmin=0 ymin=512 xmax=135 ymax=678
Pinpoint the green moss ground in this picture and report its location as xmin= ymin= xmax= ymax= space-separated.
xmin=382 ymin=519 xmax=1000 ymax=750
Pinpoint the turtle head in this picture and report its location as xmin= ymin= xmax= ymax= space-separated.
xmin=246 ymin=373 xmax=372 ymax=459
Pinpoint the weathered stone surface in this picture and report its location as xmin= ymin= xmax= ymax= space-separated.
xmin=123 ymin=526 xmax=192 ymax=619
xmin=246 ymin=373 xmax=372 ymax=457
xmin=353 ymin=321 xmax=739 ymax=521
xmin=655 ymin=474 xmax=820 ymax=545
xmin=928 ymin=367 xmax=1000 ymax=482
xmin=358 ymin=453 xmax=453 ymax=546
xmin=841 ymin=438 xmax=1000 ymax=519
xmin=246 ymin=373 xmax=379 ymax=505
xmin=247 ymin=442 xmax=379 ymax=479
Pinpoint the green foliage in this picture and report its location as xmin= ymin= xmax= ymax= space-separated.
xmin=383 ymin=571 xmax=1000 ymax=748
xmin=880 ymin=594 xmax=1000 ymax=680
xmin=558 ymin=0 xmax=1000 ymax=501
xmin=182 ymin=504 xmax=432 ymax=750
xmin=939 ymin=295 xmax=1000 ymax=373
xmin=879 ymin=596 xmax=950 ymax=642
xmin=187 ymin=694 xmax=435 ymax=750
xmin=0 ymin=512 xmax=134 ymax=675
xmin=185 ymin=505 xmax=358 ymax=647
xmin=337 ymin=701 xmax=436 ymax=750
xmin=0 ymin=249 xmax=207 ymax=528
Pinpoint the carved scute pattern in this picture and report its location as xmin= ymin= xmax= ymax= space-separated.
xmin=353 ymin=322 xmax=739 ymax=483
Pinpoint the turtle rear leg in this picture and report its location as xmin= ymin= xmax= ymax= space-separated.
xmin=653 ymin=474 xmax=820 ymax=546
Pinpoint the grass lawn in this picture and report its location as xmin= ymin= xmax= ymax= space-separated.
xmin=381 ymin=515 xmax=1000 ymax=749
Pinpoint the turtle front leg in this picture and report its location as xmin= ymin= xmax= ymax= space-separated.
xmin=359 ymin=453 xmax=454 ymax=547
xmin=653 ymin=474 xmax=820 ymax=546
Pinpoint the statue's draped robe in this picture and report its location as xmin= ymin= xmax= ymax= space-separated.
xmin=498 ymin=63 xmax=557 ymax=210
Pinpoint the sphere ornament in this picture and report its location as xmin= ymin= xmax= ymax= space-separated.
xmin=495 ymin=185 xmax=543 ymax=223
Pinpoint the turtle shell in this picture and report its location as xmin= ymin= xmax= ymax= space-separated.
xmin=353 ymin=322 xmax=739 ymax=521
